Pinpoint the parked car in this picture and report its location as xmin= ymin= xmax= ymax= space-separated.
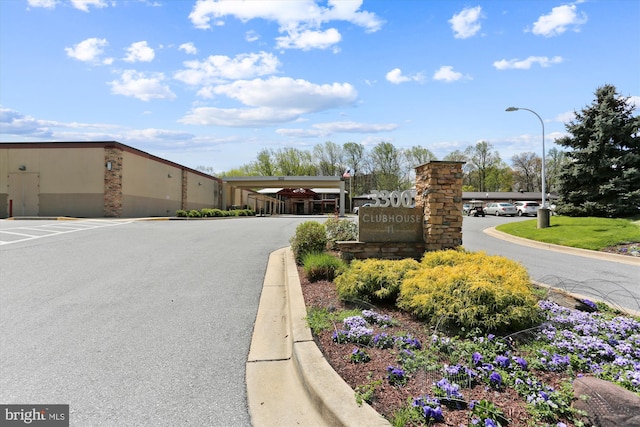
xmin=353 ymin=203 xmax=371 ymax=214
xmin=514 ymin=201 xmax=540 ymax=216
xmin=462 ymin=204 xmax=471 ymax=214
xmin=484 ymin=202 xmax=517 ymax=216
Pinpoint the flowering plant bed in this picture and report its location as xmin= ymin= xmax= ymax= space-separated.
xmin=300 ymin=270 xmax=640 ymax=426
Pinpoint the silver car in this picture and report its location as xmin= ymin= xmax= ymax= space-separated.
xmin=514 ymin=201 xmax=540 ymax=216
xmin=484 ymin=202 xmax=517 ymax=216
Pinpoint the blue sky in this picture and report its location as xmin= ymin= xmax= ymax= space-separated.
xmin=1 ymin=0 xmax=638 ymax=173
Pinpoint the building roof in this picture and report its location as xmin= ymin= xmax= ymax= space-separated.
xmin=257 ymin=188 xmax=344 ymax=194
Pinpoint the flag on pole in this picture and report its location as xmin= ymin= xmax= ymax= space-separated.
xmin=342 ymin=169 xmax=351 ymax=178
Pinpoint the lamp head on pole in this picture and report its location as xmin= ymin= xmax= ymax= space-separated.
xmin=505 ymin=107 xmax=519 ymax=112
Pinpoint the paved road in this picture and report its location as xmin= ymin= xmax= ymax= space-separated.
xmin=461 ymin=215 xmax=640 ymax=312
xmin=0 ymin=217 xmax=319 ymax=426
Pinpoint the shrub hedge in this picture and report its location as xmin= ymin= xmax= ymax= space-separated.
xmin=175 ymin=208 xmax=255 ymax=217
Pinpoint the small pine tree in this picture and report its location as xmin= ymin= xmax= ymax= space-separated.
xmin=555 ymin=84 xmax=640 ymax=217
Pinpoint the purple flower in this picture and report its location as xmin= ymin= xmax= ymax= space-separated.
xmin=489 ymin=371 xmax=502 ymax=387
xmin=513 ymin=356 xmax=528 ymax=370
xmin=495 ymin=355 xmax=510 ymax=368
xmin=386 ymin=366 xmax=406 ymax=386
xmin=472 ymin=352 xmax=483 ymax=365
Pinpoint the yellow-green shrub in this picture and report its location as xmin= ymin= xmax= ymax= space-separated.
xmin=398 ymin=250 xmax=541 ymax=332
xmin=335 ymin=258 xmax=419 ymax=303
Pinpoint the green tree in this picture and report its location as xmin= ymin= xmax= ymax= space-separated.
xmin=252 ymin=149 xmax=277 ymax=176
xmin=545 ymin=147 xmax=567 ymax=193
xmin=313 ymin=141 xmax=344 ymax=176
xmin=404 ymin=146 xmax=437 ymax=168
xmin=485 ymin=164 xmax=514 ymax=191
xmin=273 ymin=147 xmax=317 ymax=176
xmin=370 ymin=141 xmax=409 ymax=190
xmin=464 ymin=141 xmax=502 ymax=192
xmin=556 ymin=84 xmax=640 ymax=217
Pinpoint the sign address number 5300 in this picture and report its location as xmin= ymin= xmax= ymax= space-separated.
xmin=369 ymin=190 xmax=415 ymax=208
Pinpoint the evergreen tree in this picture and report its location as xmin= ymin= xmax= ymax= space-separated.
xmin=555 ymin=84 xmax=640 ymax=217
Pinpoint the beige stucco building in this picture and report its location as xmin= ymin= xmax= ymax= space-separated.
xmin=0 ymin=141 xmax=223 ymax=218
xmin=1 ymin=141 xmax=348 ymax=218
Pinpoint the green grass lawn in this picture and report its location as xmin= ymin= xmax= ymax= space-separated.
xmin=495 ymin=216 xmax=640 ymax=250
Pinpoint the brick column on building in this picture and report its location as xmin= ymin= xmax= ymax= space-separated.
xmin=415 ymin=161 xmax=464 ymax=251
xmin=104 ymin=147 xmax=123 ymax=217
xmin=181 ymin=168 xmax=188 ymax=211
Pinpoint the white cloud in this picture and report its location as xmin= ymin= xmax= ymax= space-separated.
xmin=70 ymin=0 xmax=109 ymax=12
xmin=174 ymin=51 xmax=280 ymax=86
xmin=180 ymin=76 xmax=357 ymax=127
xmin=315 ymin=121 xmax=397 ymax=133
xmin=493 ymin=56 xmax=563 ymax=70
xmin=65 ymin=37 xmax=112 ymax=64
xmin=188 ymin=0 xmax=382 ymax=50
xmin=179 ymin=42 xmax=198 ymax=55
xmin=275 ymin=128 xmax=325 ymax=138
xmin=449 ymin=6 xmax=483 ymax=39
xmin=213 ymin=77 xmax=357 ymax=110
xmin=555 ymin=110 xmax=576 ymax=123
xmin=126 ymin=128 xmax=194 ymax=141
xmin=179 ymin=106 xmax=299 ymax=127
xmin=124 ymin=41 xmax=155 ymax=63
xmin=277 ymin=121 xmax=397 ymax=137
xmin=385 ymin=68 xmax=424 ymax=84
xmin=433 ymin=65 xmax=468 ymax=83
xmin=109 ymin=70 xmax=176 ymax=101
xmin=245 ymin=30 xmax=260 ymax=42
xmin=531 ymin=4 xmax=587 ymax=37
xmin=628 ymin=96 xmax=640 ymax=111
xmin=27 ymin=0 xmax=58 ymax=8
xmin=0 ymin=108 xmax=53 ymax=137
xmin=276 ymin=28 xmax=342 ymax=51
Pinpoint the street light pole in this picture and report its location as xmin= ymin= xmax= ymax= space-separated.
xmin=506 ymin=106 xmax=549 ymax=228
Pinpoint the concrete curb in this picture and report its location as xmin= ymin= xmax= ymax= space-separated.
xmin=484 ymin=226 xmax=640 ymax=266
xmin=283 ymin=247 xmax=391 ymax=427
xmin=246 ymin=247 xmax=390 ymax=427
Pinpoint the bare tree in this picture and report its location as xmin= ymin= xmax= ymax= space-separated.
xmin=511 ymin=152 xmax=540 ymax=192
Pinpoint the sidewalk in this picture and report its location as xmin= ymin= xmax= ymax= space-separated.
xmin=245 ymin=248 xmax=390 ymax=427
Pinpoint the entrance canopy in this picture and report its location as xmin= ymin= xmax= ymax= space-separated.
xmin=222 ymin=176 xmax=346 ymax=216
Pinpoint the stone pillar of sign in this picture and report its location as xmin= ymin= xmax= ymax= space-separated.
xmin=104 ymin=147 xmax=123 ymax=217
xmin=414 ymin=161 xmax=464 ymax=251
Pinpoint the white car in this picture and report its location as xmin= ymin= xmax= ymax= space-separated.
xmin=514 ymin=201 xmax=540 ymax=216
xmin=484 ymin=202 xmax=517 ymax=216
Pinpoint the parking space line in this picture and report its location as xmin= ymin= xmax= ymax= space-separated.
xmin=0 ymin=221 xmax=132 ymax=245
